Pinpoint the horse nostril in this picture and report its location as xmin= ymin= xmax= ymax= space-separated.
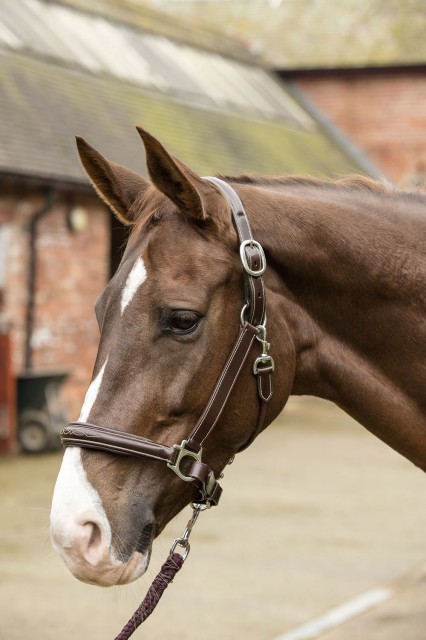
xmin=87 ymin=521 xmax=101 ymax=550
xmin=82 ymin=521 xmax=104 ymax=565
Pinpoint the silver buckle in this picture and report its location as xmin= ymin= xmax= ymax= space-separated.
xmin=167 ymin=440 xmax=202 ymax=482
xmin=253 ymin=355 xmax=275 ymax=375
xmin=239 ymin=240 xmax=266 ymax=276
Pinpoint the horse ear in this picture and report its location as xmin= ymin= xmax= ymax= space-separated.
xmin=76 ymin=137 xmax=149 ymax=225
xmin=136 ymin=127 xmax=209 ymax=221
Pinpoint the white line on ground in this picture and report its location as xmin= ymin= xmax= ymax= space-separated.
xmin=272 ymin=587 xmax=394 ymax=640
xmin=272 ymin=560 xmax=426 ymax=640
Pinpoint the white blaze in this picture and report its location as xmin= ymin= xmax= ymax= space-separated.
xmin=51 ymin=356 xmax=115 ymax=577
xmin=50 ymin=259 xmax=151 ymax=583
xmin=51 ymin=358 xmax=110 ymax=555
xmin=50 ymin=447 xmax=112 ymax=553
xmin=79 ymin=358 xmax=108 ymax=422
xmin=121 ymin=257 xmax=147 ymax=315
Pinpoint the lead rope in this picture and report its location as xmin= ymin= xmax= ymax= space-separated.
xmin=114 ymin=504 xmax=206 ymax=640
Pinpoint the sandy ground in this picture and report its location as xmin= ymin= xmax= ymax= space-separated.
xmin=1 ymin=396 xmax=426 ymax=640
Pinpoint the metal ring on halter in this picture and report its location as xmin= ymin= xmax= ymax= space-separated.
xmin=191 ymin=502 xmax=211 ymax=511
xmin=167 ymin=440 xmax=202 ymax=482
xmin=170 ymin=537 xmax=190 ymax=560
xmin=240 ymin=303 xmax=249 ymax=326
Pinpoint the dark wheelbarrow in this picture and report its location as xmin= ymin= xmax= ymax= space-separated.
xmin=17 ymin=370 xmax=70 ymax=453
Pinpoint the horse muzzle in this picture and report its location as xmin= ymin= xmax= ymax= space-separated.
xmin=50 ymin=447 xmax=152 ymax=586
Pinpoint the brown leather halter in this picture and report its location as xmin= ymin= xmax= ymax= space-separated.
xmin=60 ymin=177 xmax=274 ymax=507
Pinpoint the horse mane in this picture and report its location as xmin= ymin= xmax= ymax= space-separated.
xmin=128 ymin=174 xmax=425 ymax=239
xmin=218 ymin=174 xmax=396 ymax=195
xmin=218 ymin=174 xmax=426 ymax=208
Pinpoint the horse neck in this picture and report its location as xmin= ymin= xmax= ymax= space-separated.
xmin=240 ymin=182 xmax=426 ymax=471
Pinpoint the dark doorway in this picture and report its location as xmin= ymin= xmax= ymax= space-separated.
xmin=109 ymin=211 xmax=129 ymax=278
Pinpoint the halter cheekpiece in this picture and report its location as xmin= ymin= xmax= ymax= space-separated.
xmin=60 ymin=177 xmax=274 ymax=506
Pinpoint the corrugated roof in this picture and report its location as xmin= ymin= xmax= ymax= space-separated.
xmin=143 ymin=0 xmax=426 ymax=69
xmin=0 ymin=0 xmax=311 ymax=124
xmin=0 ymin=0 xmax=363 ymax=184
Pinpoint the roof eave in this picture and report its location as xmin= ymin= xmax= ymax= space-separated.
xmin=277 ymin=63 xmax=426 ymax=77
xmin=0 ymin=170 xmax=92 ymax=194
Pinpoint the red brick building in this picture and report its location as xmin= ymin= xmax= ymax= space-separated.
xmin=283 ymin=67 xmax=426 ymax=187
xmin=0 ymin=0 xmax=364 ymax=449
xmin=0 ymin=184 xmax=110 ymax=421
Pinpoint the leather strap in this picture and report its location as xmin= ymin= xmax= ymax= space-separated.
xmin=61 ymin=422 xmax=177 ymax=463
xmin=204 ymin=177 xmax=266 ymax=327
xmin=186 ymin=321 xmax=258 ymax=452
xmin=61 ymin=422 xmax=223 ymax=505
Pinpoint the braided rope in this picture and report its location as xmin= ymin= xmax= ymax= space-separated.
xmin=114 ymin=553 xmax=185 ymax=640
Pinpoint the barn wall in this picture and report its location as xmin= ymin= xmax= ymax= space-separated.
xmin=295 ymin=71 xmax=426 ymax=186
xmin=0 ymin=185 xmax=110 ymax=420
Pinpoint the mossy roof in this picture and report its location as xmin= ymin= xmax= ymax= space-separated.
xmin=143 ymin=0 xmax=426 ymax=69
xmin=0 ymin=52 xmax=361 ymax=185
xmin=0 ymin=0 xmax=364 ymax=184
xmin=58 ymin=0 xmax=251 ymax=61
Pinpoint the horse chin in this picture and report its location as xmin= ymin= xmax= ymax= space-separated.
xmin=115 ymin=549 xmax=151 ymax=585
xmin=61 ymin=548 xmax=151 ymax=587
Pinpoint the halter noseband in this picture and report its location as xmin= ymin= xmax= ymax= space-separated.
xmin=60 ymin=177 xmax=274 ymax=506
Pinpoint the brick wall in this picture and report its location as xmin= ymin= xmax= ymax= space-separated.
xmin=0 ymin=185 xmax=110 ymax=420
xmin=295 ymin=71 xmax=426 ymax=186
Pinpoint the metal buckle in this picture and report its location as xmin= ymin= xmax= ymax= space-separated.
xmin=167 ymin=440 xmax=202 ymax=482
xmin=253 ymin=355 xmax=275 ymax=375
xmin=239 ymin=240 xmax=266 ymax=276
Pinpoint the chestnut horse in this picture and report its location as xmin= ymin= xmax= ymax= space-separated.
xmin=50 ymin=128 xmax=426 ymax=587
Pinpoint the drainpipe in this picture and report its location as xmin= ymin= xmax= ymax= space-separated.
xmin=25 ymin=189 xmax=56 ymax=371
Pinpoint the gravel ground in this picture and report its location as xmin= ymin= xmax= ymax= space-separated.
xmin=1 ymin=396 xmax=425 ymax=640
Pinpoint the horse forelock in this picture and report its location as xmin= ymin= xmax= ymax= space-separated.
xmin=128 ymin=184 xmax=175 ymax=237
xmin=125 ymin=180 xmax=239 ymax=253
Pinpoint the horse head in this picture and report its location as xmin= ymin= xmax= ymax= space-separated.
xmin=50 ymin=129 xmax=294 ymax=586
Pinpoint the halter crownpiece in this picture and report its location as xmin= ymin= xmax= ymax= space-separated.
xmin=60 ymin=177 xmax=274 ymax=505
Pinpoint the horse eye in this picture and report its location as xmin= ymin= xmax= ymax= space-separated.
xmin=169 ymin=310 xmax=200 ymax=334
